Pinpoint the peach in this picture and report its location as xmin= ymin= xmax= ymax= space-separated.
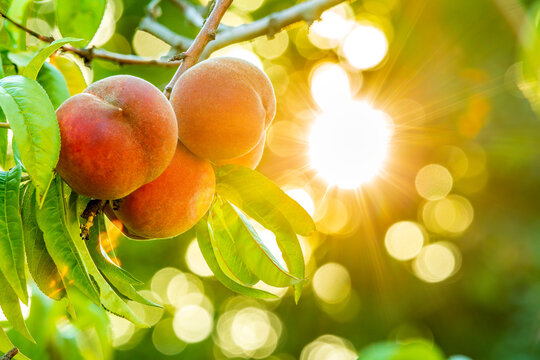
xmin=213 ymin=133 xmax=266 ymax=169
xmin=170 ymin=57 xmax=276 ymax=162
xmin=106 ymin=142 xmax=215 ymax=239
xmin=56 ymin=75 xmax=178 ymax=200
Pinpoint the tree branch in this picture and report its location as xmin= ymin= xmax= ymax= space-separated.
xmin=0 ymin=348 xmax=18 ymax=360
xmin=0 ymin=11 xmax=181 ymax=67
xmin=200 ymin=0 xmax=346 ymax=59
xmin=1 ymin=13 xmax=54 ymax=42
xmin=169 ymin=0 xmax=231 ymax=31
xmin=164 ymin=0 xmax=233 ymax=98
xmin=139 ymin=17 xmax=192 ymax=50
xmin=0 ymin=123 xmax=10 ymax=129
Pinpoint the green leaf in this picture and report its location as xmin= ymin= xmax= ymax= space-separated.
xmin=65 ymin=192 xmax=148 ymax=327
xmin=0 ymin=327 xmax=30 ymax=359
xmin=213 ymin=199 xmax=300 ymax=287
xmin=55 ymin=0 xmax=106 ymax=43
xmin=0 ymin=120 xmax=8 ymax=170
xmin=195 ymin=219 xmax=278 ymax=300
xmin=0 ymin=75 xmax=60 ymax=206
xmin=216 ymin=165 xmax=315 ymax=236
xmin=22 ymin=37 xmax=82 ymax=80
xmin=0 ymin=165 xmax=26 ymax=303
xmin=88 ymin=216 xmax=160 ymax=308
xmin=21 ymin=184 xmax=65 ymax=300
xmin=0 ymin=271 xmax=33 ymax=342
xmin=36 ymin=177 xmax=100 ymax=305
xmin=216 ymin=167 xmax=306 ymax=301
xmin=36 ymin=62 xmax=70 ymax=109
xmin=0 ymin=0 xmax=12 ymax=13
xmin=208 ymin=201 xmax=258 ymax=286
xmin=49 ymin=55 xmax=86 ymax=95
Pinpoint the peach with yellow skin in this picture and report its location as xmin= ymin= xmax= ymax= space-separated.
xmin=170 ymin=57 xmax=276 ymax=162
xmin=56 ymin=75 xmax=178 ymax=200
xmin=107 ymin=142 xmax=216 ymax=239
xmin=214 ymin=133 xmax=266 ymax=169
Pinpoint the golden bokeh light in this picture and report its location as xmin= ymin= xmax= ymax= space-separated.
xmin=422 ymin=195 xmax=474 ymax=235
xmin=185 ymin=239 xmax=213 ymax=277
xmin=415 ymin=164 xmax=453 ymax=200
xmin=151 ymin=267 xmax=182 ymax=303
xmin=109 ymin=314 xmax=135 ymax=348
xmin=210 ymin=44 xmax=263 ymax=69
xmin=310 ymin=62 xmax=351 ymax=110
xmin=167 ymin=272 xmax=204 ymax=307
xmin=216 ymin=307 xmax=282 ymax=358
xmin=300 ymin=334 xmax=357 ymax=360
xmin=253 ymin=31 xmax=289 ymax=60
xmin=231 ymin=307 xmax=272 ymax=351
xmin=132 ymin=30 xmax=171 ymax=59
xmin=266 ymin=120 xmax=305 ymax=157
xmin=152 ymin=318 xmax=186 ymax=355
xmin=308 ymin=3 xmax=354 ymax=49
xmin=413 ymin=242 xmax=461 ymax=283
xmin=172 ymin=304 xmax=213 ymax=343
xmin=434 ymin=146 xmax=469 ymax=180
xmin=232 ymin=0 xmax=264 ymax=12
xmin=312 ymin=263 xmax=351 ymax=304
xmin=342 ymin=24 xmax=388 ymax=70
xmin=314 ymin=196 xmax=350 ymax=234
xmin=309 ymin=101 xmax=393 ymax=188
xmin=134 ymin=290 xmax=164 ymax=326
xmin=384 ymin=221 xmax=425 ymax=261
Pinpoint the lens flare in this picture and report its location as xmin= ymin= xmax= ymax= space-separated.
xmin=309 ymin=101 xmax=393 ymax=188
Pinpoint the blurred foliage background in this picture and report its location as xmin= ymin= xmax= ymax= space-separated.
xmin=2 ymin=0 xmax=540 ymax=359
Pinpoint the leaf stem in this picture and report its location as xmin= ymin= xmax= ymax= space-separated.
xmin=0 ymin=123 xmax=10 ymax=129
xmin=163 ymin=0 xmax=233 ymax=98
xmin=0 ymin=347 xmax=18 ymax=360
xmin=80 ymin=200 xmax=107 ymax=240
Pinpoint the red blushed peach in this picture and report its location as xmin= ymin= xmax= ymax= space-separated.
xmin=107 ymin=142 xmax=215 ymax=239
xmin=56 ymin=75 xmax=178 ymax=200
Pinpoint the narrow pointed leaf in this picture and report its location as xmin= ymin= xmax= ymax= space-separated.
xmin=0 ymin=327 xmax=30 ymax=359
xmin=196 ymin=220 xmax=277 ymax=300
xmin=21 ymin=185 xmax=65 ymax=300
xmin=209 ymin=201 xmax=258 ymax=286
xmin=88 ymin=217 xmax=159 ymax=308
xmin=216 ymin=167 xmax=306 ymax=301
xmin=223 ymin=200 xmax=300 ymax=287
xmin=49 ymin=55 xmax=86 ymax=95
xmin=0 ymin=272 xmax=33 ymax=342
xmin=216 ymin=165 xmax=315 ymax=236
xmin=0 ymin=165 xmax=26 ymax=303
xmin=0 ymin=75 xmax=60 ymax=205
xmin=0 ymin=111 xmax=7 ymax=170
xmin=36 ymin=177 xmax=100 ymax=305
xmin=36 ymin=62 xmax=70 ymax=109
xmin=66 ymin=193 xmax=148 ymax=327
xmin=22 ymin=37 xmax=81 ymax=80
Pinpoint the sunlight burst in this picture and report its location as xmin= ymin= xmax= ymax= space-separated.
xmin=309 ymin=101 xmax=393 ymax=189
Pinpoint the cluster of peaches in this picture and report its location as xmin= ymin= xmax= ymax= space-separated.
xmin=55 ymin=57 xmax=276 ymax=239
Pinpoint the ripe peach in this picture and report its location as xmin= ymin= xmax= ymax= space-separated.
xmin=170 ymin=57 xmax=276 ymax=162
xmin=213 ymin=133 xmax=266 ymax=169
xmin=106 ymin=142 xmax=215 ymax=239
xmin=56 ymin=75 xmax=178 ymax=200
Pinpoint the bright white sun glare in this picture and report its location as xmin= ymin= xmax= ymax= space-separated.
xmin=309 ymin=101 xmax=393 ymax=189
